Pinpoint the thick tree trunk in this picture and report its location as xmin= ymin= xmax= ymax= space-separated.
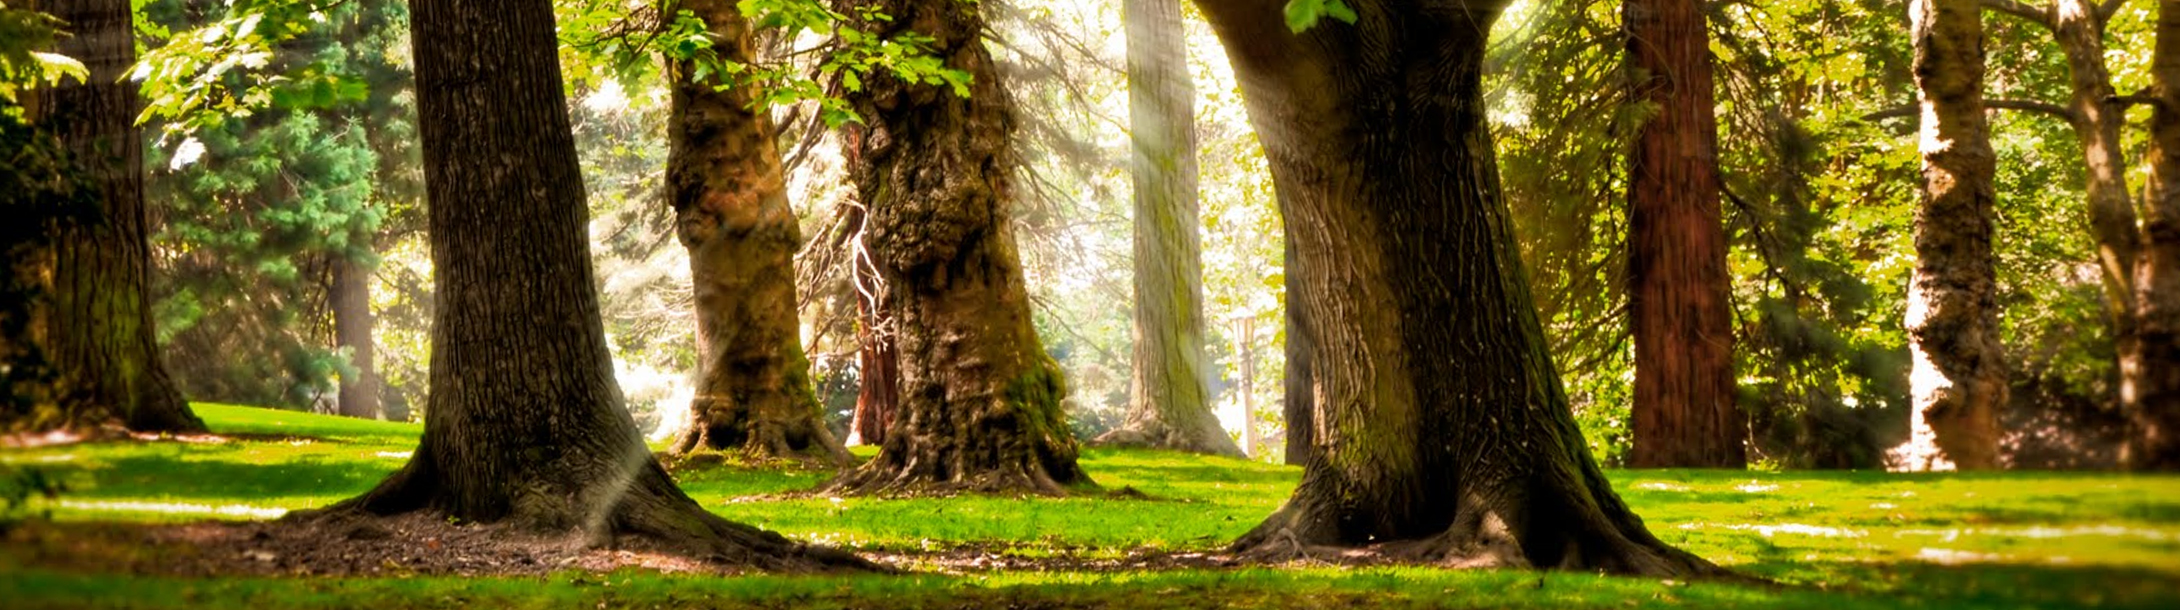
xmin=311 ymin=0 xmax=862 ymax=570
xmin=15 ymin=0 xmax=205 ymax=436
xmin=664 ymin=0 xmax=849 ymax=465
xmin=1281 ymin=241 xmax=1314 ymax=466
xmin=1199 ymin=0 xmax=1720 ymax=576
xmin=1623 ymin=0 xmax=1744 ymax=468
xmin=824 ymin=0 xmax=1088 ymax=495
xmin=1896 ymin=0 xmax=2006 ymax=471
xmin=332 ymin=256 xmax=381 ymax=420
xmin=1098 ymin=0 xmax=1242 ymax=457
xmin=2130 ymin=0 xmax=2180 ymax=470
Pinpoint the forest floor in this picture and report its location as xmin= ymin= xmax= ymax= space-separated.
xmin=1 ymin=404 xmax=2177 ymax=609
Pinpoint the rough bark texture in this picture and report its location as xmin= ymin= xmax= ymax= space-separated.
xmin=1199 ymin=0 xmax=1721 ymax=576
xmin=313 ymin=0 xmax=862 ymax=571
xmin=1623 ymin=0 xmax=1744 ymax=468
xmin=332 ymin=257 xmax=381 ymax=420
xmin=2130 ymin=0 xmax=2180 ymax=470
xmin=824 ymin=0 xmax=1088 ymax=495
xmin=1097 ymin=0 xmax=1243 ymax=457
xmin=664 ymin=0 xmax=849 ymax=465
xmin=13 ymin=0 xmax=205 ymax=435
xmin=1896 ymin=0 xmax=2006 ymax=471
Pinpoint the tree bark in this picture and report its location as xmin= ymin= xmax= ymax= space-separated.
xmin=846 ymin=245 xmax=899 ymax=447
xmin=824 ymin=0 xmax=1089 ymax=495
xmin=1895 ymin=0 xmax=2006 ymax=471
xmin=1097 ymin=0 xmax=1243 ymax=457
xmin=332 ymin=256 xmax=381 ymax=420
xmin=14 ymin=0 xmax=205 ymax=436
xmin=664 ymin=0 xmax=849 ymax=465
xmin=1623 ymin=0 xmax=1744 ymax=468
xmin=1197 ymin=0 xmax=1720 ymax=576
xmin=310 ymin=0 xmax=863 ymax=571
xmin=2129 ymin=0 xmax=2180 ymax=470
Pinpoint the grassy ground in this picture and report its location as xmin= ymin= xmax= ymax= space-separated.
xmin=2 ymin=404 xmax=2177 ymax=608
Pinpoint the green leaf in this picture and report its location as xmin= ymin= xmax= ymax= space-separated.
xmin=1283 ymin=0 xmax=1322 ymax=33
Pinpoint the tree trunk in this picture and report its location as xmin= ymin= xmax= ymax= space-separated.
xmin=1895 ymin=0 xmax=2006 ymax=471
xmin=2130 ymin=0 xmax=2180 ymax=470
xmin=1198 ymin=0 xmax=1720 ymax=576
xmin=1281 ymin=240 xmax=1314 ymax=466
xmin=664 ymin=0 xmax=849 ymax=465
xmin=1097 ymin=0 xmax=1242 ymax=457
xmin=846 ymin=250 xmax=899 ymax=447
xmin=16 ymin=0 xmax=205 ymax=436
xmin=332 ymin=256 xmax=381 ymax=420
xmin=824 ymin=0 xmax=1088 ymax=495
xmin=1624 ymin=0 xmax=1744 ymax=468
xmin=311 ymin=0 xmax=862 ymax=571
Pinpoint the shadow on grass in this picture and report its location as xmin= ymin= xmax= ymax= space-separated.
xmin=51 ymin=453 xmax=396 ymax=504
xmin=1737 ymin=558 xmax=2180 ymax=609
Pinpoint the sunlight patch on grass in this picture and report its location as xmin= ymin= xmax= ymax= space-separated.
xmin=55 ymin=499 xmax=288 ymax=520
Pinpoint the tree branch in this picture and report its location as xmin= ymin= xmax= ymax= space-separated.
xmin=2095 ymin=0 xmax=2127 ymax=23
xmin=2107 ymin=90 xmax=2170 ymax=111
xmin=1982 ymin=0 xmax=2054 ymax=30
xmin=1862 ymin=98 xmax=2078 ymax=122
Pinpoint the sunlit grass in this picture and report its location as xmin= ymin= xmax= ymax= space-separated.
xmin=4 ymin=404 xmax=2178 ymax=609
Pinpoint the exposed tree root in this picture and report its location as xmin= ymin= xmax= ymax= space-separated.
xmin=298 ymin=456 xmax=876 ymax=573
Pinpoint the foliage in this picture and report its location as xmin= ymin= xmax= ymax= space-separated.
xmin=0 ymin=2 xmax=87 ymax=108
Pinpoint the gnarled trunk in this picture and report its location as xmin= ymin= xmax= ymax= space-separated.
xmin=1896 ymin=0 xmax=2005 ymax=471
xmin=1281 ymin=240 xmax=1314 ymax=466
xmin=1624 ymin=0 xmax=1744 ymax=468
xmin=823 ymin=0 xmax=1087 ymax=494
xmin=2130 ymin=0 xmax=2180 ymax=470
xmin=1200 ymin=0 xmax=1719 ymax=576
xmin=13 ymin=0 xmax=205 ymax=436
xmin=332 ymin=256 xmax=381 ymax=420
xmin=1098 ymin=0 xmax=1242 ymax=457
xmin=665 ymin=0 xmax=848 ymax=465
xmin=315 ymin=0 xmax=861 ymax=571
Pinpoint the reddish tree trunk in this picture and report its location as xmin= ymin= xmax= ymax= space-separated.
xmin=1624 ymin=0 xmax=1744 ymax=468
xmin=2130 ymin=0 xmax=2180 ymax=470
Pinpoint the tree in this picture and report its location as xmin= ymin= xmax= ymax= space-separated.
xmin=663 ymin=0 xmax=849 ymax=464
xmin=332 ymin=257 xmax=380 ymax=419
xmin=1097 ymin=0 xmax=1242 ymax=457
xmin=8 ymin=0 xmax=205 ymax=436
xmin=845 ymin=250 xmax=900 ymax=446
xmin=1196 ymin=0 xmax=1718 ymax=574
xmin=2132 ymin=0 xmax=2180 ymax=470
xmin=312 ymin=0 xmax=858 ymax=569
xmin=825 ymin=0 xmax=1089 ymax=494
xmin=1896 ymin=0 xmax=2006 ymax=471
xmin=1623 ymin=0 xmax=1744 ymax=468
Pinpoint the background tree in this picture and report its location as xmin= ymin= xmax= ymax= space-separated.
xmin=662 ymin=0 xmax=850 ymax=464
xmin=2132 ymin=0 xmax=2180 ymax=470
xmin=1623 ymin=0 xmax=1744 ymax=468
xmin=312 ymin=0 xmax=858 ymax=568
xmin=1096 ymin=0 xmax=1241 ymax=457
xmin=9 ymin=0 xmax=205 ymax=435
xmin=826 ymin=0 xmax=1089 ymax=494
xmin=1202 ymin=0 xmax=1717 ymax=574
xmin=1897 ymin=0 xmax=2006 ymax=470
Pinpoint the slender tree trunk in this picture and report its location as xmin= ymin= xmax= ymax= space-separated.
xmin=15 ymin=0 xmax=204 ymax=436
xmin=2130 ymin=0 xmax=2180 ymax=470
xmin=332 ymin=256 xmax=380 ymax=420
xmin=1281 ymin=241 xmax=1314 ymax=466
xmin=824 ymin=0 xmax=1088 ymax=495
xmin=1098 ymin=0 xmax=1242 ymax=457
xmin=1198 ymin=0 xmax=1720 ymax=576
xmin=664 ymin=0 xmax=848 ymax=465
xmin=1624 ymin=0 xmax=1744 ymax=468
xmin=1895 ymin=0 xmax=2006 ymax=471
xmin=846 ymin=252 xmax=899 ymax=446
xmin=308 ymin=0 xmax=862 ymax=570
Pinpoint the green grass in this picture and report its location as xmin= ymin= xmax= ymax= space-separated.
xmin=3 ymin=403 xmax=2178 ymax=609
